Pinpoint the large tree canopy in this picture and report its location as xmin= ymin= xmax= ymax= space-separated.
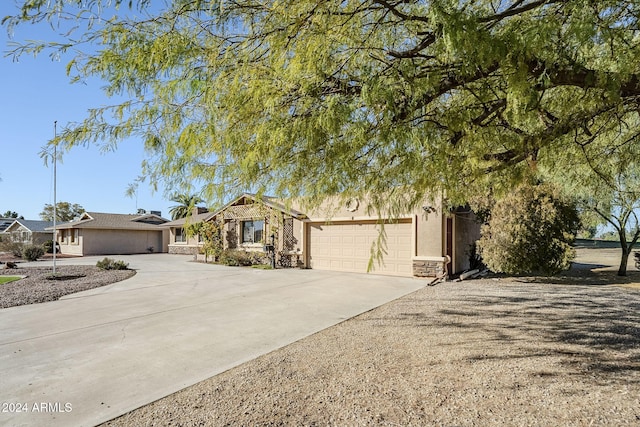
xmin=5 ymin=0 xmax=640 ymax=213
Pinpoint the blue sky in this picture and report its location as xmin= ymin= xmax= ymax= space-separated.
xmin=0 ymin=3 xmax=177 ymax=220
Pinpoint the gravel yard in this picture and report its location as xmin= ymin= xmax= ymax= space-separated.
xmin=0 ymin=265 xmax=135 ymax=308
xmin=101 ymin=278 xmax=640 ymax=427
xmin=100 ymin=248 xmax=640 ymax=427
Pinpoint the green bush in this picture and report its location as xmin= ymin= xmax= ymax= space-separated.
xmin=96 ymin=257 xmax=129 ymax=270
xmin=219 ymin=249 xmax=261 ymax=266
xmin=22 ymin=245 xmax=45 ymax=261
xmin=477 ymin=183 xmax=580 ymax=275
xmin=43 ymin=240 xmax=58 ymax=254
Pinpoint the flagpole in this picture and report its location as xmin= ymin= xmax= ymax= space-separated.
xmin=53 ymin=121 xmax=57 ymax=276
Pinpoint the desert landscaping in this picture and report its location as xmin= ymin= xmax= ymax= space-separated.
xmin=4 ymin=249 xmax=635 ymax=426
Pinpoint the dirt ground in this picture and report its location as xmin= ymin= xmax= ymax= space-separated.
xmin=95 ymin=247 xmax=640 ymax=427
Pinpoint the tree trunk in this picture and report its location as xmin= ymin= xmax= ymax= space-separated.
xmin=618 ymin=246 xmax=630 ymax=276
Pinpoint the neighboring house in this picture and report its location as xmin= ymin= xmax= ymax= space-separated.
xmin=165 ymin=193 xmax=481 ymax=278
xmin=0 ymin=217 xmax=16 ymax=234
xmin=51 ymin=212 xmax=170 ymax=256
xmin=2 ymin=219 xmax=54 ymax=245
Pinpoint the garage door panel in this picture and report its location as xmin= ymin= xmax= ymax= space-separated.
xmin=309 ymin=220 xmax=412 ymax=277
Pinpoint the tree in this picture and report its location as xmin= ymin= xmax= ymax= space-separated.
xmin=168 ymin=194 xmax=205 ymax=220
xmin=5 ymin=1 xmax=640 ymax=216
xmin=186 ymin=219 xmax=224 ymax=261
xmin=40 ymin=202 xmax=85 ymax=222
xmin=2 ymin=211 xmax=22 ymax=219
xmin=477 ymin=183 xmax=580 ymax=276
xmin=582 ymin=185 xmax=640 ymax=276
xmin=546 ymin=133 xmax=640 ymax=276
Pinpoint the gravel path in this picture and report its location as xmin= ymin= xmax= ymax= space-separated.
xmin=100 ymin=278 xmax=640 ymax=427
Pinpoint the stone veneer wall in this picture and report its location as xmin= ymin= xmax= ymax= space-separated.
xmin=413 ymin=259 xmax=445 ymax=277
xmin=168 ymin=245 xmax=199 ymax=255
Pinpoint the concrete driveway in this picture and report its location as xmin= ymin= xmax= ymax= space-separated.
xmin=0 ymin=254 xmax=426 ymax=427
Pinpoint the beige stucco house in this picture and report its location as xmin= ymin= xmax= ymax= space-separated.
xmin=52 ymin=212 xmax=169 ymax=256
xmin=165 ymin=193 xmax=481 ymax=278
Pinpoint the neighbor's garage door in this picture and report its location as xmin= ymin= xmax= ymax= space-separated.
xmin=308 ymin=220 xmax=413 ymax=277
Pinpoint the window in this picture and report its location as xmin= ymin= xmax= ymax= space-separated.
xmin=241 ymin=220 xmax=264 ymax=244
xmin=175 ymin=227 xmax=186 ymax=243
xmin=70 ymin=229 xmax=78 ymax=244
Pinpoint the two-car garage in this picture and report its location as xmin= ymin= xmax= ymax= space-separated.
xmin=306 ymin=220 xmax=414 ymax=277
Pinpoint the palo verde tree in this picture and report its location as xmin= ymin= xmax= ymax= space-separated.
xmin=5 ymin=1 xmax=640 ymax=217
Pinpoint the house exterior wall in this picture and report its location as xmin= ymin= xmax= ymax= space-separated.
xmin=8 ymin=224 xmax=31 ymax=244
xmin=168 ymin=227 xmax=201 ymax=255
xmin=412 ymin=206 xmax=449 ymax=277
xmin=161 ymin=229 xmax=170 ymax=253
xmin=57 ymin=228 xmax=83 ymax=256
xmin=6 ymin=226 xmax=53 ymax=246
xmin=222 ymin=215 xmax=304 ymax=254
xmin=60 ymin=229 xmax=164 ymax=256
xmin=303 ymin=196 xmax=452 ymax=277
xmin=32 ymin=231 xmax=53 ymax=246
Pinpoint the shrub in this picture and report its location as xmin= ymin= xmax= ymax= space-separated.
xmin=219 ymin=250 xmax=256 ymax=266
xmin=477 ymin=183 xmax=580 ymax=275
xmin=43 ymin=240 xmax=58 ymax=253
xmin=0 ymin=240 xmax=25 ymax=258
xmin=467 ymin=242 xmax=485 ymax=271
xmin=22 ymin=245 xmax=45 ymax=261
xmin=96 ymin=257 xmax=129 ymax=270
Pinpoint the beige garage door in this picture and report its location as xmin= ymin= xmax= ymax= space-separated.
xmin=308 ymin=220 xmax=413 ymax=277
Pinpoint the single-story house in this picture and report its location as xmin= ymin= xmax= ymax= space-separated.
xmin=165 ymin=193 xmax=481 ymax=278
xmin=1 ymin=219 xmax=54 ymax=245
xmin=51 ymin=212 xmax=170 ymax=256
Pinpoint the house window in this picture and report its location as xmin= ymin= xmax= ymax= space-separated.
xmin=175 ymin=227 xmax=186 ymax=243
xmin=241 ymin=220 xmax=264 ymax=244
xmin=70 ymin=229 xmax=78 ymax=244
xmin=59 ymin=230 xmax=67 ymax=244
